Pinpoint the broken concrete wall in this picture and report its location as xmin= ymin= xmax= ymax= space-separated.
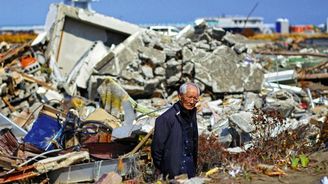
xmin=64 ymin=41 xmax=109 ymax=95
xmin=194 ymin=45 xmax=263 ymax=93
xmin=95 ymin=24 xmax=264 ymax=98
xmin=45 ymin=3 xmax=143 ymax=82
xmin=95 ymin=32 xmax=145 ymax=76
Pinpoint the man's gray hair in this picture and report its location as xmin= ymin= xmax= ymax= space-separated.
xmin=179 ymin=83 xmax=200 ymax=95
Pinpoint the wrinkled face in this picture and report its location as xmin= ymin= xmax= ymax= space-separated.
xmin=179 ymin=86 xmax=199 ymax=110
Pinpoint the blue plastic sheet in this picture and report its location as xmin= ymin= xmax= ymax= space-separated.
xmin=24 ymin=113 xmax=62 ymax=151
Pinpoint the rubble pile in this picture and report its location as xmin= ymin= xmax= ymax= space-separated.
xmin=0 ymin=3 xmax=327 ymax=183
xmin=0 ymin=44 xmax=60 ymax=121
xmin=94 ymin=21 xmax=263 ymax=98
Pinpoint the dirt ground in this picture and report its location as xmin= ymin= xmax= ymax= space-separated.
xmin=207 ymin=151 xmax=328 ymax=184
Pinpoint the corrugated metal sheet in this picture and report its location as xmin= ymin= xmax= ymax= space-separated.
xmin=0 ymin=129 xmax=20 ymax=170
xmin=0 ymin=129 xmax=19 ymax=156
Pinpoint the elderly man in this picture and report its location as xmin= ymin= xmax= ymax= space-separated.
xmin=151 ymin=83 xmax=200 ymax=179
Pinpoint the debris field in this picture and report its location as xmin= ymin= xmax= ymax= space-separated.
xmin=0 ymin=3 xmax=327 ymax=184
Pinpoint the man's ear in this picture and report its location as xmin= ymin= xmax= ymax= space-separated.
xmin=178 ymin=94 xmax=182 ymax=101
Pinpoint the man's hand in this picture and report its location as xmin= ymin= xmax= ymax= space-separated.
xmin=154 ymin=168 xmax=162 ymax=180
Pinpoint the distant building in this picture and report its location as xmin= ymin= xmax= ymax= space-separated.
xmin=275 ymin=18 xmax=289 ymax=33
xmin=148 ymin=26 xmax=180 ymax=36
xmin=290 ymin=25 xmax=315 ymax=33
xmin=63 ymin=0 xmax=96 ymax=10
xmin=198 ymin=16 xmax=272 ymax=34
xmin=0 ymin=25 xmax=44 ymax=34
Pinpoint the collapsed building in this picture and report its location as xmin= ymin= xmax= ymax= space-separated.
xmin=0 ymin=3 xmax=327 ymax=184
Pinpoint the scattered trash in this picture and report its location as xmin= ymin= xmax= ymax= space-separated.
xmin=0 ymin=2 xmax=327 ymax=183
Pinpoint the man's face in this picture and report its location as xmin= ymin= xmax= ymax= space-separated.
xmin=179 ymin=86 xmax=199 ymax=110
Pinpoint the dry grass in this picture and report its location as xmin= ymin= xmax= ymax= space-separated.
xmin=0 ymin=33 xmax=36 ymax=43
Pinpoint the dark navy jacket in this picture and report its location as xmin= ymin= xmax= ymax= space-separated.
xmin=151 ymin=102 xmax=198 ymax=178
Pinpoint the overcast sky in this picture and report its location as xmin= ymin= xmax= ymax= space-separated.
xmin=1 ymin=0 xmax=327 ymax=26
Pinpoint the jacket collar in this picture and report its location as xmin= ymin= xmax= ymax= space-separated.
xmin=173 ymin=102 xmax=196 ymax=125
